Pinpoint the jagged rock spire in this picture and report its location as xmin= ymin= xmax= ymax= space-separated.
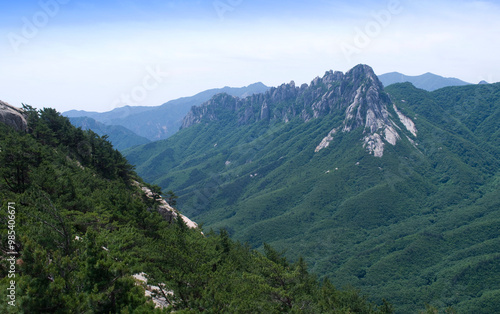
xmin=181 ymin=64 xmax=418 ymax=157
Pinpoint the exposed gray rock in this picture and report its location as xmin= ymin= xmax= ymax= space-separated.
xmin=181 ymin=64 xmax=418 ymax=157
xmin=134 ymin=181 xmax=199 ymax=229
xmin=315 ymin=65 xmax=417 ymax=157
xmin=0 ymin=101 xmax=27 ymax=132
xmin=393 ymin=104 xmax=417 ymax=137
xmin=260 ymin=101 xmax=269 ymax=120
xmin=181 ymin=64 xmax=375 ymax=129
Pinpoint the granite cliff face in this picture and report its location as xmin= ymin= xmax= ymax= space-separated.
xmin=181 ymin=64 xmax=417 ymax=157
xmin=0 ymin=101 xmax=27 ymax=132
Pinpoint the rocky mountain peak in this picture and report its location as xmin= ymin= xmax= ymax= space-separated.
xmin=181 ymin=64 xmax=417 ymax=157
xmin=0 ymin=101 xmax=27 ymax=132
xmin=321 ymin=70 xmax=344 ymax=84
xmin=315 ymin=65 xmax=417 ymax=157
xmin=345 ymin=64 xmax=379 ymax=82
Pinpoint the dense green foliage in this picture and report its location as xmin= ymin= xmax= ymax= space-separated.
xmin=125 ymin=83 xmax=500 ymax=313
xmin=0 ymin=107 xmax=388 ymax=312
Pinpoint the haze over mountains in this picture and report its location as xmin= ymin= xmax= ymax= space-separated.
xmin=378 ymin=72 xmax=471 ymax=91
xmin=123 ymin=64 xmax=500 ymax=313
xmin=65 ymin=83 xmax=269 ymax=149
xmin=64 ymin=72 xmax=475 ymax=151
xmin=68 ymin=116 xmax=151 ymax=151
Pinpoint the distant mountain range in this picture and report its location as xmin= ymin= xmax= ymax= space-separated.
xmin=124 ymin=65 xmax=500 ymax=312
xmin=65 ymin=73 xmax=475 ymax=151
xmin=378 ymin=71 xmax=471 ymax=91
xmin=65 ymin=83 xmax=269 ymax=149
xmin=68 ymin=116 xmax=151 ymax=151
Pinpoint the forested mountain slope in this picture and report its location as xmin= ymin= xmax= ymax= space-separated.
xmin=125 ymin=65 xmax=500 ymax=313
xmin=69 ymin=116 xmax=151 ymax=151
xmin=0 ymin=104 xmax=388 ymax=313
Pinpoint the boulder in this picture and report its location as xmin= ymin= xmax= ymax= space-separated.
xmin=0 ymin=101 xmax=27 ymax=132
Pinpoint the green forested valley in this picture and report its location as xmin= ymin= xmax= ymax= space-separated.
xmin=0 ymin=106 xmax=392 ymax=312
xmin=124 ymin=70 xmax=500 ymax=313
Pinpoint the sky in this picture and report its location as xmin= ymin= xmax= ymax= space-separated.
xmin=1 ymin=0 xmax=499 ymax=113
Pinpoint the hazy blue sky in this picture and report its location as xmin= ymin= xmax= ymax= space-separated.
xmin=1 ymin=0 xmax=499 ymax=112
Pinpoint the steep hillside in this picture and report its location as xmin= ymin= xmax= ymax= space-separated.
xmin=69 ymin=116 xmax=150 ymax=150
xmin=0 ymin=104 xmax=388 ymax=313
xmin=379 ymin=72 xmax=471 ymax=91
xmin=64 ymin=82 xmax=270 ymax=141
xmin=125 ymin=66 xmax=500 ymax=313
